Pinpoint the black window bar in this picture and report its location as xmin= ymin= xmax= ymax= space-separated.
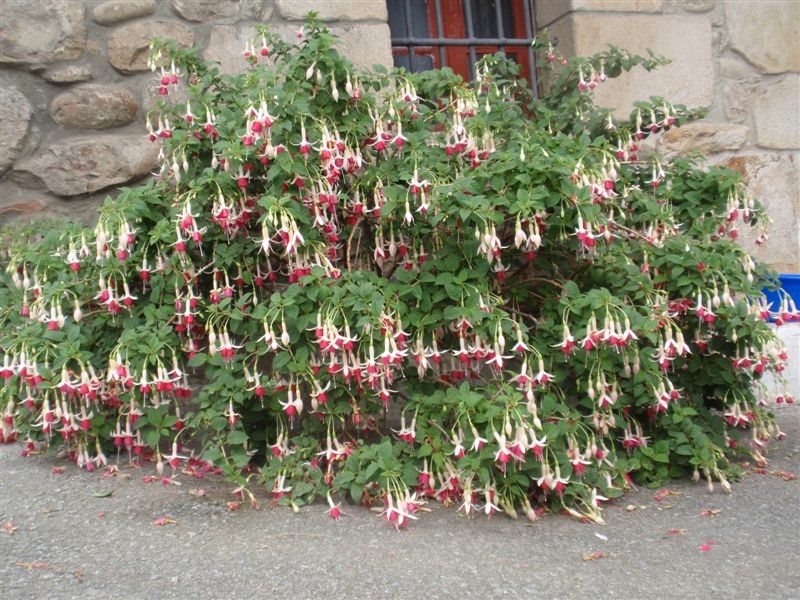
xmin=387 ymin=0 xmax=538 ymax=92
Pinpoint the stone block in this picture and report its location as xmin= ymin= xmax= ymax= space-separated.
xmin=549 ymin=13 xmax=714 ymax=116
xmin=14 ymin=135 xmax=160 ymax=197
xmin=536 ymin=0 xmax=571 ymax=27
xmin=725 ymin=153 xmax=800 ymax=273
xmin=108 ymin=21 xmax=194 ymax=73
xmin=240 ymin=0 xmax=268 ymax=19
xmin=93 ymin=1 xmax=157 ymax=25
xmin=537 ymin=0 xmax=662 ymax=28
xmin=0 ymin=0 xmax=85 ymax=65
xmin=42 ymin=64 xmax=93 ymax=84
xmin=658 ymin=122 xmax=749 ymax=158
xmin=143 ymin=77 xmax=190 ymax=112
xmin=275 ymin=0 xmax=387 ymax=22
xmin=172 ymin=0 xmax=240 ymax=22
xmin=681 ymin=0 xmax=714 ymax=12
xmin=203 ymin=25 xmax=258 ymax=76
xmin=721 ymin=79 xmax=749 ymax=124
xmin=50 ymin=85 xmax=138 ymax=130
xmin=0 ymin=198 xmax=45 ymax=218
xmin=0 ymin=181 xmax=49 ymax=219
xmin=718 ymin=54 xmax=755 ymax=81
xmin=327 ymin=23 xmax=393 ymax=70
xmin=0 ymin=84 xmax=32 ymax=172
xmin=0 ymin=181 xmax=100 ymax=224
xmin=572 ymin=0 xmax=663 ymax=11
xmin=752 ymin=75 xmax=800 ymax=150
xmin=204 ymin=22 xmax=393 ymax=75
xmin=726 ymin=2 xmax=800 ymax=74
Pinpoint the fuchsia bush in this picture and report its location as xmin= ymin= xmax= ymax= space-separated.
xmin=1 ymin=15 xmax=796 ymax=525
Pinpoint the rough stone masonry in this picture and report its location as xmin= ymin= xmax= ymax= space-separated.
xmin=0 ymin=0 xmax=797 ymax=272
xmin=0 ymin=0 xmax=391 ymax=221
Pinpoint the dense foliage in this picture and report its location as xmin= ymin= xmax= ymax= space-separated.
xmin=1 ymin=16 xmax=795 ymax=524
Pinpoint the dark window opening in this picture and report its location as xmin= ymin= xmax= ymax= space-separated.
xmin=466 ymin=0 xmax=515 ymax=39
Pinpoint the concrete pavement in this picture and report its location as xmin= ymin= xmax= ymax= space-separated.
xmin=1 ymin=404 xmax=798 ymax=600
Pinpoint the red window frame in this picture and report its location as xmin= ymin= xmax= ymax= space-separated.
xmin=389 ymin=0 xmax=536 ymax=87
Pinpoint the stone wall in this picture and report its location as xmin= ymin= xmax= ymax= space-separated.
xmin=0 ymin=0 xmax=391 ymax=224
xmin=1 ymin=0 xmax=797 ymax=272
xmin=539 ymin=0 xmax=800 ymax=272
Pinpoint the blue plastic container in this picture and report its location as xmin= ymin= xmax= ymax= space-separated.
xmin=762 ymin=274 xmax=800 ymax=313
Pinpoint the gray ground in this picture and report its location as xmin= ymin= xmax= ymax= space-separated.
xmin=1 ymin=404 xmax=798 ymax=600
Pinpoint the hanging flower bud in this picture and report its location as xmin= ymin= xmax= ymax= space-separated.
xmin=331 ymin=77 xmax=339 ymax=102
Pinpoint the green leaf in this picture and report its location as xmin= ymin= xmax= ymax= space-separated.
xmin=145 ymin=429 xmax=161 ymax=449
xmin=565 ymin=280 xmax=580 ymax=297
xmin=417 ymin=443 xmax=433 ymax=457
xmin=333 ymin=470 xmax=355 ymax=486
xmin=227 ymin=431 xmax=248 ymax=445
xmin=203 ymin=447 xmax=223 ymax=464
xmin=363 ymin=461 xmax=381 ymax=482
xmin=187 ymin=353 xmax=207 ymax=368
xmin=349 ymin=482 xmax=363 ymax=503
xmin=293 ymin=481 xmax=314 ymax=498
xmin=272 ymin=352 xmax=291 ymax=371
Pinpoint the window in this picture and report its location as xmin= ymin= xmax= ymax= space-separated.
xmin=387 ymin=0 xmax=537 ymax=88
